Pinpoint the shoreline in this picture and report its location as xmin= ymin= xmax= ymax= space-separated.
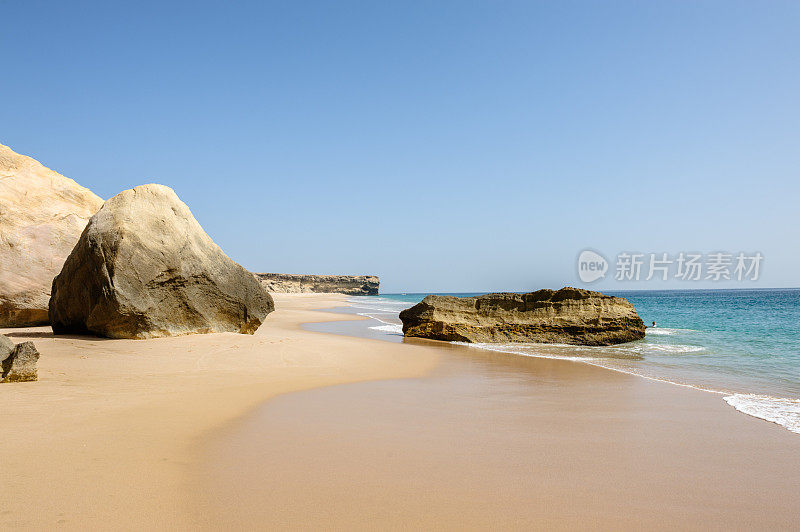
xmin=338 ymin=294 xmax=800 ymax=435
xmin=3 ymin=293 xmax=798 ymax=529
xmin=460 ymin=341 xmax=800 ymax=436
xmin=201 ymin=301 xmax=800 ymax=529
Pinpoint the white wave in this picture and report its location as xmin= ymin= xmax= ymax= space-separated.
xmin=624 ymin=344 xmax=706 ymax=354
xmin=354 ymin=310 xmax=405 ymax=336
xmin=646 ymin=328 xmax=676 ymax=336
xmin=348 ymin=302 xmax=412 ymax=313
xmin=585 ymin=360 xmax=728 ymax=395
xmin=645 ymin=327 xmax=697 ymax=336
xmin=467 ymin=340 xmax=705 ymax=357
xmin=369 ymin=324 xmax=404 ymax=335
xmin=723 ymin=394 xmax=800 ymax=434
xmin=453 ymin=342 xmax=602 ymax=363
xmin=356 ymin=312 xmax=401 ymax=327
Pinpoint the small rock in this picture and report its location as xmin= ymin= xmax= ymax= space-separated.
xmin=1 ymin=340 xmax=39 ymax=382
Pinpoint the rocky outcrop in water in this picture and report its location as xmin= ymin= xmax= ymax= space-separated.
xmin=254 ymin=273 xmax=379 ymax=296
xmin=399 ymin=287 xmax=645 ymax=346
xmin=0 ymin=144 xmax=104 ymax=327
xmin=1 ymin=335 xmax=40 ymax=382
xmin=49 ymin=184 xmax=274 ymax=339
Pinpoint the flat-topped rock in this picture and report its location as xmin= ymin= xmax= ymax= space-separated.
xmin=254 ymin=273 xmax=379 ymax=296
xmin=0 ymin=144 xmax=104 ymax=326
xmin=49 ymin=184 xmax=274 ymax=339
xmin=399 ymin=287 xmax=645 ymax=346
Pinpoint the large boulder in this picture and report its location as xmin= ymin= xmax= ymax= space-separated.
xmin=399 ymin=287 xmax=645 ymax=346
xmin=1 ymin=336 xmax=40 ymax=383
xmin=49 ymin=184 xmax=274 ymax=339
xmin=0 ymin=144 xmax=104 ymax=326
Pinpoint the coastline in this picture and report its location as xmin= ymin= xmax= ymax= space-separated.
xmin=0 ymin=293 xmax=441 ymax=529
xmin=337 ymin=292 xmax=800 ymax=435
xmin=201 ymin=297 xmax=800 ymax=529
xmin=3 ymin=293 xmax=798 ymax=529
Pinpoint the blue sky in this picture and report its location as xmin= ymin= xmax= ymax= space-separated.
xmin=2 ymin=1 xmax=798 ymax=292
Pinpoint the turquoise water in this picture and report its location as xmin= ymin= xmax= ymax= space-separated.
xmin=346 ymin=289 xmax=800 ymax=434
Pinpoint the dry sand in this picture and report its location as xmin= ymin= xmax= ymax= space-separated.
xmin=0 ymin=294 xmax=440 ymax=529
xmin=2 ymin=294 xmax=799 ymax=530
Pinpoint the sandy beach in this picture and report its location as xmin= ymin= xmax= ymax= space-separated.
xmin=2 ymin=294 xmax=799 ymax=530
xmin=4 ymin=3 xmax=798 ymax=529
xmin=0 ymin=294 xmax=439 ymax=529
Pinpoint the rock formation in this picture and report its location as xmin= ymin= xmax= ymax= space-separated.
xmin=1 ymin=335 xmax=40 ymax=382
xmin=254 ymin=273 xmax=379 ymax=296
xmin=49 ymin=184 xmax=274 ymax=339
xmin=399 ymin=287 xmax=645 ymax=346
xmin=0 ymin=144 xmax=104 ymax=326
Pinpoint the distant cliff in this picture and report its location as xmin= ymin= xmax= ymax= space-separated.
xmin=254 ymin=273 xmax=379 ymax=296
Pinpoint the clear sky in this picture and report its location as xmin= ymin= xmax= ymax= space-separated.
xmin=2 ymin=1 xmax=798 ymax=293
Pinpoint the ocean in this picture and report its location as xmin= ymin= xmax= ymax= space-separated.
xmin=334 ymin=289 xmax=800 ymax=435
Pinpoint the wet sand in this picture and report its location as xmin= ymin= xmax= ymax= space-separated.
xmin=200 ymin=317 xmax=800 ymax=530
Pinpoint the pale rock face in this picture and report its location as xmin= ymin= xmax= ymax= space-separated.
xmin=400 ymin=287 xmax=646 ymax=346
xmin=49 ymin=184 xmax=274 ymax=339
xmin=0 ymin=144 xmax=104 ymax=326
xmin=254 ymin=273 xmax=379 ymax=295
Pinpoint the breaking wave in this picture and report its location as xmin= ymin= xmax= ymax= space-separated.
xmin=723 ymin=394 xmax=800 ymax=434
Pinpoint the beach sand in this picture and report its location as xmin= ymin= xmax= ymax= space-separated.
xmin=2 ymin=294 xmax=799 ymax=530
xmin=0 ymin=294 xmax=439 ymax=529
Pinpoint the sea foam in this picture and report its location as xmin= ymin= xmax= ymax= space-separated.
xmin=645 ymin=327 xmax=696 ymax=336
xmin=622 ymin=344 xmax=706 ymax=354
xmin=453 ymin=342 xmax=603 ymax=362
xmin=723 ymin=394 xmax=800 ymax=434
xmin=645 ymin=328 xmax=676 ymax=336
xmin=369 ymin=324 xmax=404 ymax=335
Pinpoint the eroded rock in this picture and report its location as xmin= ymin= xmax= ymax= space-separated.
xmin=399 ymin=287 xmax=646 ymax=346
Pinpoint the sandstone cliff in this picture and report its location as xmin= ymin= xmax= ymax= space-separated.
xmin=399 ymin=287 xmax=645 ymax=346
xmin=0 ymin=144 xmax=104 ymax=326
xmin=49 ymin=184 xmax=274 ymax=339
xmin=254 ymin=273 xmax=379 ymax=296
